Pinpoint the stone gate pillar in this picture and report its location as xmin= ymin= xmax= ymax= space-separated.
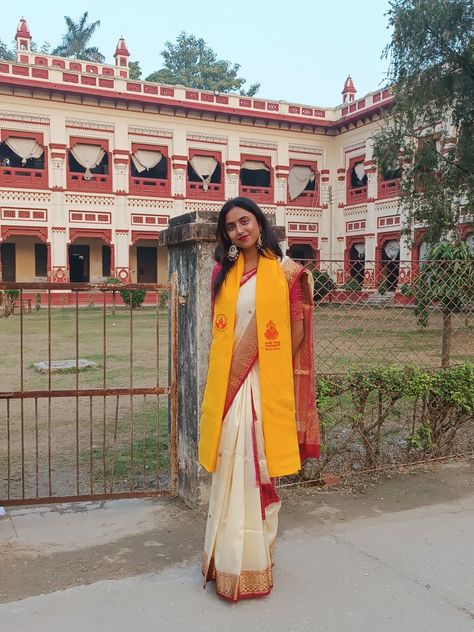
xmin=159 ymin=210 xmax=218 ymax=506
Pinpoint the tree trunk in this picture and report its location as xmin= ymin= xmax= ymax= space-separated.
xmin=441 ymin=309 xmax=452 ymax=368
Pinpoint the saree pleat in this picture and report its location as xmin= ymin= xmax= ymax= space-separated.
xmin=202 ymin=272 xmax=280 ymax=601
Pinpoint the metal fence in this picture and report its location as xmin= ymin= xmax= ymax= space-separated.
xmin=282 ymin=258 xmax=474 ymax=485
xmin=0 ymin=278 xmax=178 ymax=506
xmin=301 ymin=258 xmax=474 ymax=373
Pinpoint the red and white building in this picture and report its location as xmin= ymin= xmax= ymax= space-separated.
xmin=1 ymin=19 xmax=471 ymax=290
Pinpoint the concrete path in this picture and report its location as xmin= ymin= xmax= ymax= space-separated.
xmin=1 ymin=462 xmax=473 ymax=631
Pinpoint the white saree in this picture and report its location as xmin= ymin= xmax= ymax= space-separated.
xmin=202 ymin=271 xmax=281 ymax=601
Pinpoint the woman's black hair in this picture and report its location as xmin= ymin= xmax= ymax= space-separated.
xmin=213 ymin=196 xmax=283 ymax=298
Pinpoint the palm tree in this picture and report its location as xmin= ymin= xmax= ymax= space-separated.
xmin=52 ymin=13 xmax=105 ymax=63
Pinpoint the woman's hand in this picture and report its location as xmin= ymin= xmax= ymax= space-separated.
xmin=291 ymin=319 xmax=304 ymax=359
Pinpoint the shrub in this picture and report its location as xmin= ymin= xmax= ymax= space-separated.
xmin=342 ymin=277 xmax=363 ymax=292
xmin=311 ymin=270 xmax=335 ymax=302
xmin=120 ymin=288 xmax=147 ymax=308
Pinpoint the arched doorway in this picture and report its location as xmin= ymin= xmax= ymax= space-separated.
xmin=381 ymin=239 xmax=400 ymax=291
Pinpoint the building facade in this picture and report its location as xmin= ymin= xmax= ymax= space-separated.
xmin=2 ymin=19 xmax=470 ymax=293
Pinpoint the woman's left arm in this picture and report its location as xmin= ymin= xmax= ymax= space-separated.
xmin=290 ymin=277 xmax=305 ymax=358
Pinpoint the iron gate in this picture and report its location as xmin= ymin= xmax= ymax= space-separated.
xmin=0 ymin=275 xmax=178 ymax=505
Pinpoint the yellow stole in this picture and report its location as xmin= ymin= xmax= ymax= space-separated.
xmin=198 ymin=253 xmax=301 ymax=477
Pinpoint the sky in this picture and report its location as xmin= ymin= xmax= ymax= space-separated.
xmin=1 ymin=0 xmax=393 ymax=108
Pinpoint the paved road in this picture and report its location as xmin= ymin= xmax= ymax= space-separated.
xmin=1 ymin=464 xmax=473 ymax=631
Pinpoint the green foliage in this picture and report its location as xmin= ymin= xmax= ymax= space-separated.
xmin=129 ymin=61 xmax=142 ymax=80
xmin=311 ymin=270 xmax=336 ymax=302
xmin=316 ymin=363 xmax=474 ymax=470
xmin=5 ymin=289 xmax=20 ymax=301
xmin=146 ymin=32 xmax=260 ymax=96
xmin=52 ymin=12 xmax=105 ymax=63
xmin=119 ymin=288 xmax=146 ymax=308
xmin=408 ymin=242 xmax=474 ymax=327
xmin=0 ymin=38 xmax=15 ymax=60
xmin=342 ymin=278 xmax=363 ymax=292
xmin=373 ymin=0 xmax=474 ymax=242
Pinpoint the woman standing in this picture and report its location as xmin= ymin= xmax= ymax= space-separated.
xmin=200 ymin=197 xmax=319 ymax=601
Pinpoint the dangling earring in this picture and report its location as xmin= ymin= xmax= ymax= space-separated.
xmin=227 ymin=244 xmax=239 ymax=262
xmin=257 ymin=234 xmax=264 ymax=254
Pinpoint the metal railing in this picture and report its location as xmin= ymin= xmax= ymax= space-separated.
xmin=0 ymin=277 xmax=178 ymax=506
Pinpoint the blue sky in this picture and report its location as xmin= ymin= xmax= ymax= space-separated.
xmin=1 ymin=0 xmax=393 ymax=107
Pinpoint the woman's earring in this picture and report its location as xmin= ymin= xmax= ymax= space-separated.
xmin=227 ymin=244 xmax=239 ymax=262
xmin=257 ymin=234 xmax=264 ymax=254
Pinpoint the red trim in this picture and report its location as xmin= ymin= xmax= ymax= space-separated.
xmin=1 ymin=225 xmax=48 ymax=242
xmin=131 ymin=230 xmax=160 ymax=244
xmin=69 ymin=228 xmax=112 ymax=244
xmin=0 ymin=71 xmax=394 ymax=134
xmin=69 ymin=136 xmax=109 ymax=151
xmin=1 ymin=129 xmax=44 ymax=143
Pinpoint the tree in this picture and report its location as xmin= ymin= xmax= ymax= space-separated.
xmin=52 ymin=12 xmax=105 ymax=63
xmin=404 ymin=241 xmax=474 ymax=367
xmin=373 ymin=0 xmax=474 ymax=243
xmin=146 ymin=32 xmax=260 ymax=96
xmin=129 ymin=61 xmax=142 ymax=80
xmin=0 ymin=39 xmax=15 ymax=60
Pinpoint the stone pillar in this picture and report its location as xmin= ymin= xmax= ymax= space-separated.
xmin=159 ymin=210 xmax=218 ymax=506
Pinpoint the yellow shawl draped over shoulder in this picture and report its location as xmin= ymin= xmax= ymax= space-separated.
xmin=198 ymin=254 xmax=301 ymax=478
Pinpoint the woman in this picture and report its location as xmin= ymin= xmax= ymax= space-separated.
xmin=199 ymin=197 xmax=319 ymax=601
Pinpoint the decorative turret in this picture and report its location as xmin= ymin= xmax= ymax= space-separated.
xmin=15 ymin=18 xmax=32 ymax=53
xmin=342 ymin=75 xmax=356 ymax=103
xmin=114 ymin=37 xmax=130 ymax=69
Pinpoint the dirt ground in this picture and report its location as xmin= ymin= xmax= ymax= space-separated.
xmin=1 ymin=459 xmax=472 ymax=604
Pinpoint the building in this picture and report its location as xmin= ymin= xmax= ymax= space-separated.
xmin=1 ymin=19 xmax=471 ymax=294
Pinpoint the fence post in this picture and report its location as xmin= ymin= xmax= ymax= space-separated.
xmin=159 ymin=211 xmax=218 ymax=506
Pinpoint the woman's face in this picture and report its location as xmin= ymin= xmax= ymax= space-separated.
xmin=224 ymin=206 xmax=260 ymax=251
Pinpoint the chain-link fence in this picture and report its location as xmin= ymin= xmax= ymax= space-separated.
xmin=283 ymin=258 xmax=474 ymax=486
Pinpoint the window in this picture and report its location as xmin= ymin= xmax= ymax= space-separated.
xmin=67 ymin=138 xmax=111 ymax=192
xmin=347 ymin=156 xmax=368 ymax=205
xmin=35 ymin=243 xmax=48 ymax=277
xmin=129 ymin=144 xmax=170 ymax=197
xmin=288 ymin=160 xmax=318 ymax=206
xmin=187 ymin=151 xmax=223 ymax=199
xmin=0 ymin=132 xmax=47 ymax=189
xmin=239 ymin=155 xmax=273 ymax=203
xmin=378 ymin=163 xmax=401 ymax=199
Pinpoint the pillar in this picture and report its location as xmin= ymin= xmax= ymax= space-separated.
xmin=159 ymin=210 xmax=218 ymax=506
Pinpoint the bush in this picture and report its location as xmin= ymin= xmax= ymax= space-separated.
xmin=342 ymin=277 xmax=363 ymax=292
xmin=311 ymin=270 xmax=335 ymax=302
xmin=120 ymin=288 xmax=147 ymax=308
xmin=103 ymin=277 xmax=146 ymax=309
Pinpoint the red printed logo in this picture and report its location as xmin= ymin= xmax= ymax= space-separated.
xmin=264 ymin=320 xmax=279 ymax=341
xmin=214 ymin=313 xmax=228 ymax=332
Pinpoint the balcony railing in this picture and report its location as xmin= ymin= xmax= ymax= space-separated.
xmin=67 ymin=172 xmax=111 ymax=193
xmin=239 ymin=184 xmax=273 ymax=203
xmin=187 ymin=181 xmax=224 ymax=200
xmin=129 ymin=177 xmax=170 ymax=197
xmin=347 ymin=186 xmax=368 ymax=205
xmin=288 ymin=189 xmax=319 ymax=207
xmin=378 ymin=178 xmax=400 ymax=199
xmin=0 ymin=166 xmax=48 ymax=189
